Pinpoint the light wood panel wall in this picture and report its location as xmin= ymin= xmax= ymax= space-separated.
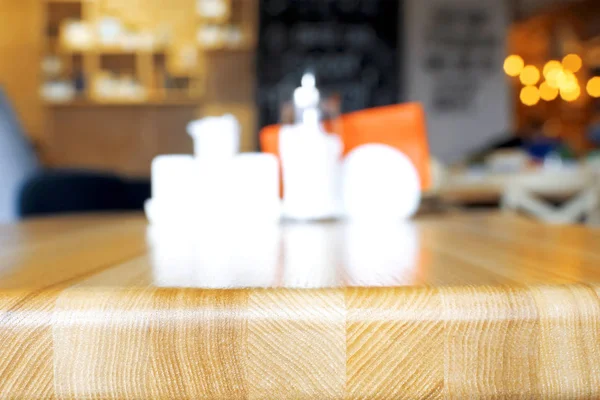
xmin=46 ymin=104 xmax=197 ymax=176
xmin=202 ymin=49 xmax=257 ymax=152
xmin=0 ymin=0 xmax=44 ymax=143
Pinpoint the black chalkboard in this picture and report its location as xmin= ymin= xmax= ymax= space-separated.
xmin=257 ymin=0 xmax=401 ymax=128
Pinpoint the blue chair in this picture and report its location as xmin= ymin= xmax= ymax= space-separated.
xmin=0 ymin=87 xmax=39 ymax=223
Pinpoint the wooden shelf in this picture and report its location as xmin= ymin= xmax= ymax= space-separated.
xmin=198 ymin=15 xmax=230 ymax=24
xmin=38 ymin=0 xmax=258 ymax=177
xmin=44 ymin=98 xmax=201 ymax=107
xmin=45 ymin=0 xmax=86 ymax=3
xmin=59 ymin=46 xmax=167 ymax=55
xmin=200 ymin=43 xmax=255 ymax=52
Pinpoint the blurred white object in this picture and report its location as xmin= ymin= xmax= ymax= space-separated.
xmin=197 ymin=25 xmax=224 ymax=48
xmin=148 ymin=154 xmax=281 ymax=285
xmin=147 ymin=122 xmax=280 ymax=226
xmin=117 ymin=75 xmax=146 ymax=100
xmin=194 ymin=154 xmax=280 ymax=223
xmin=193 ymin=159 xmax=230 ymax=223
xmin=40 ymin=81 xmax=75 ymax=103
xmin=144 ymin=198 xmax=156 ymax=225
xmin=197 ymin=0 xmax=228 ymax=19
xmin=97 ymin=17 xmax=122 ymax=47
xmin=342 ymin=144 xmax=421 ymax=220
xmin=63 ymin=21 xmax=94 ymax=50
xmin=486 ymin=149 xmax=529 ymax=173
xmin=279 ymin=124 xmax=342 ymax=220
xmin=293 ymin=72 xmax=320 ymax=124
xmin=227 ymin=153 xmax=280 ymax=222
xmin=93 ymin=73 xmax=117 ymax=99
xmin=585 ymin=156 xmax=600 ymax=170
xmin=280 ymin=73 xmax=342 ymax=220
xmin=187 ymin=114 xmax=240 ymax=159
xmin=501 ymin=168 xmax=599 ymax=224
xmin=542 ymin=152 xmax=565 ymax=170
xmin=150 ymin=155 xmax=198 ymax=226
xmin=93 ymin=72 xmax=146 ymax=101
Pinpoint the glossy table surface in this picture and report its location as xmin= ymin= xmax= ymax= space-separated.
xmin=2 ymin=212 xmax=600 ymax=398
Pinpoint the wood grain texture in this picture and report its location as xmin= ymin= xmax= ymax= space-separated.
xmin=1 ymin=212 xmax=600 ymax=398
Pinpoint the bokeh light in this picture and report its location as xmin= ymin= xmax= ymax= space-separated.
xmin=520 ymin=85 xmax=540 ymax=106
xmin=557 ymin=70 xmax=578 ymax=92
xmin=560 ymin=84 xmax=581 ymax=102
xmin=539 ymin=81 xmax=559 ymax=101
xmin=543 ymin=60 xmax=562 ymax=77
xmin=520 ymin=65 xmax=540 ymax=85
xmin=586 ymin=77 xmax=600 ymax=98
xmin=562 ymin=54 xmax=582 ymax=73
xmin=546 ymin=69 xmax=562 ymax=88
xmin=503 ymin=55 xmax=524 ymax=77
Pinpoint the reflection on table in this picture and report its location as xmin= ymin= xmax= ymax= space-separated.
xmin=147 ymin=221 xmax=419 ymax=289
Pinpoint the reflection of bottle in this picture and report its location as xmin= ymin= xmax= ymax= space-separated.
xmin=279 ymin=73 xmax=342 ymax=220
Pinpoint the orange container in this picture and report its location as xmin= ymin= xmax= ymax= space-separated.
xmin=260 ymin=102 xmax=431 ymax=195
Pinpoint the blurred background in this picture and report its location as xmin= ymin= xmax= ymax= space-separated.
xmin=2 ymin=0 xmax=600 ymax=222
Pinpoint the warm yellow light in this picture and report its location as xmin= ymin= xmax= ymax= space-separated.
xmin=520 ymin=65 xmax=540 ymax=85
xmin=562 ymin=54 xmax=582 ymax=73
xmin=539 ymin=81 xmax=559 ymax=101
xmin=546 ymin=69 xmax=563 ymax=88
xmin=560 ymin=84 xmax=581 ymax=102
xmin=520 ymin=85 xmax=540 ymax=106
xmin=586 ymin=77 xmax=600 ymax=98
xmin=543 ymin=60 xmax=562 ymax=77
xmin=504 ymin=55 xmax=524 ymax=77
xmin=557 ymin=70 xmax=578 ymax=92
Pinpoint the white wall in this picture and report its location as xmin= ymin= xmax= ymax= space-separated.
xmin=403 ymin=0 xmax=511 ymax=163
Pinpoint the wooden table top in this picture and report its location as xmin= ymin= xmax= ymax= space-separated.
xmin=2 ymin=212 xmax=600 ymax=398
